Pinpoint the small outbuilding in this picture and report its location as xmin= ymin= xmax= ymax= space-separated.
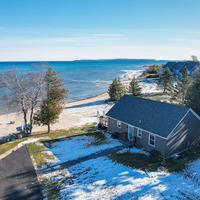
xmin=106 ymin=95 xmax=200 ymax=157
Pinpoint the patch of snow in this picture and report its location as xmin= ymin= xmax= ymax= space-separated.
xmin=34 ymin=134 xmax=200 ymax=200
xmin=33 ymin=134 xmax=200 ymax=200
xmin=78 ymin=117 xmax=97 ymax=126
xmin=120 ymin=70 xmax=144 ymax=81
xmin=18 ymin=138 xmax=40 ymax=148
xmin=40 ymin=156 xmax=200 ymax=200
xmin=182 ymin=159 xmax=200 ymax=187
xmin=119 ymin=69 xmax=162 ymax=94
xmin=120 ymin=147 xmax=150 ymax=156
xmin=140 ymin=80 xmax=162 ymax=94
xmin=47 ymin=134 xmax=122 ymax=164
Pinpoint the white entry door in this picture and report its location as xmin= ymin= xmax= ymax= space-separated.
xmin=128 ymin=126 xmax=134 ymax=141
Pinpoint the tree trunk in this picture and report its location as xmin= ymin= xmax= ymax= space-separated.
xmin=47 ymin=80 xmax=50 ymax=134
xmin=22 ymin=108 xmax=28 ymax=135
xmin=163 ymin=87 xmax=166 ymax=94
xmin=29 ymin=103 xmax=34 ymax=135
xmin=47 ymin=123 xmax=50 ymax=133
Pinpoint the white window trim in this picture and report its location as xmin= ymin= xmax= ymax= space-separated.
xmin=117 ymin=120 xmax=121 ymax=128
xmin=148 ymin=133 xmax=156 ymax=147
xmin=137 ymin=128 xmax=142 ymax=138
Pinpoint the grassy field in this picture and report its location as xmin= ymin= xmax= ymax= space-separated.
xmin=0 ymin=137 xmax=27 ymax=155
xmin=110 ymin=146 xmax=200 ymax=172
xmin=26 ymin=143 xmax=55 ymax=167
xmin=32 ymin=122 xmax=97 ymax=140
xmin=0 ymin=123 xmax=96 ymax=156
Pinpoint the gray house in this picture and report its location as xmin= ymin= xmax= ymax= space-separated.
xmin=106 ymin=95 xmax=200 ymax=157
xmin=161 ymin=61 xmax=200 ymax=78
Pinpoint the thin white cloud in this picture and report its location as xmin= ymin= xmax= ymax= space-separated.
xmin=0 ymin=43 xmax=199 ymax=61
xmin=0 ymin=27 xmax=199 ymax=61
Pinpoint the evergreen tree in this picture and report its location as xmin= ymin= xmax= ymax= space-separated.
xmin=176 ymin=67 xmax=190 ymax=104
xmin=34 ymin=68 xmax=67 ymax=133
xmin=186 ymin=69 xmax=200 ymax=114
xmin=129 ymin=78 xmax=141 ymax=96
xmin=108 ymin=78 xmax=125 ymax=101
xmin=160 ymin=68 xmax=173 ymax=94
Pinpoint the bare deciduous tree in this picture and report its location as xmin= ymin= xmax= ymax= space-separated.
xmin=0 ymin=70 xmax=44 ymax=135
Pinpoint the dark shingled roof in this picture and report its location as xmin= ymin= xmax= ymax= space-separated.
xmin=106 ymin=95 xmax=189 ymax=138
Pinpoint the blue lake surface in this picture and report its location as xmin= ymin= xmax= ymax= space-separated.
xmin=0 ymin=59 xmax=167 ymax=102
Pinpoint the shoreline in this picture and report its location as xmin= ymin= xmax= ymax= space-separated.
xmin=0 ymin=92 xmax=109 ymax=116
xmin=65 ymin=92 xmax=108 ymax=105
xmin=64 ymin=93 xmax=108 ymax=107
xmin=0 ymin=69 xmax=161 ymax=137
xmin=0 ymin=93 xmax=110 ymax=137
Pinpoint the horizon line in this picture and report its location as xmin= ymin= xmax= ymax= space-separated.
xmin=0 ymin=57 xmax=181 ymax=63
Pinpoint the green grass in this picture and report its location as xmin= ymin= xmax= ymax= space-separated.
xmin=0 ymin=123 xmax=96 ymax=156
xmin=0 ymin=138 xmax=27 ymax=155
xmin=40 ymin=178 xmax=64 ymax=200
xmin=110 ymin=146 xmax=200 ymax=173
xmin=164 ymin=147 xmax=200 ymax=172
xmin=26 ymin=143 xmax=55 ymax=167
xmin=109 ymin=152 xmax=162 ymax=172
xmin=33 ymin=122 xmax=97 ymax=140
xmin=40 ymin=175 xmax=74 ymax=200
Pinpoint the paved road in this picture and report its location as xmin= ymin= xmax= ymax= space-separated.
xmin=0 ymin=146 xmax=43 ymax=200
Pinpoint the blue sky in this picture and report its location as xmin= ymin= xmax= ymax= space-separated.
xmin=0 ymin=0 xmax=200 ymax=61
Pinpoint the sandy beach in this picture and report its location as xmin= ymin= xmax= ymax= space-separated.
xmin=0 ymin=70 xmax=161 ymax=137
xmin=0 ymin=93 xmax=111 ymax=137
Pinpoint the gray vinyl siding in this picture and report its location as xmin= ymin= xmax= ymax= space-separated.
xmin=136 ymin=130 xmax=166 ymax=156
xmin=108 ymin=117 xmax=167 ymax=156
xmin=166 ymin=111 xmax=200 ymax=156
xmin=107 ymin=117 xmax=128 ymax=134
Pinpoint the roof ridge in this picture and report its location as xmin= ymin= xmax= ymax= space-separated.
xmin=123 ymin=95 xmax=189 ymax=110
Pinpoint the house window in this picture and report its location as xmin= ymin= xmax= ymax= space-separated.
xmin=117 ymin=121 xmax=121 ymax=128
xmin=149 ymin=134 xmax=155 ymax=147
xmin=137 ymin=129 xmax=142 ymax=138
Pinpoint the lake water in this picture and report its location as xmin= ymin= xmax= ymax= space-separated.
xmin=0 ymin=59 xmax=167 ymax=102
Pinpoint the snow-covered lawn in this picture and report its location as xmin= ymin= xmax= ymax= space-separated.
xmin=40 ymin=156 xmax=200 ymax=200
xmin=44 ymin=133 xmax=122 ymax=165
xmin=32 ymin=134 xmax=200 ymax=200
